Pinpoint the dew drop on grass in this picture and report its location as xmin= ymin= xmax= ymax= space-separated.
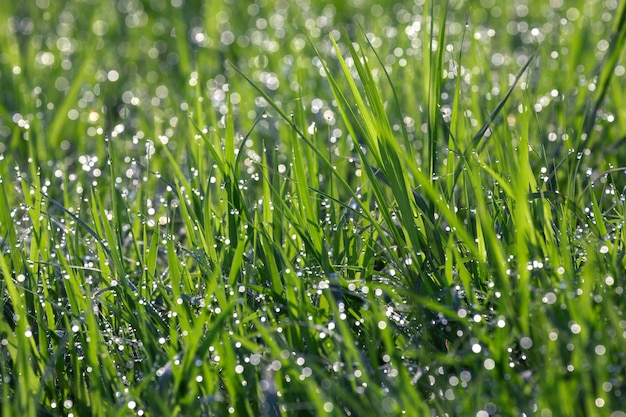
xmin=483 ymin=359 xmax=495 ymax=370
xmin=542 ymin=292 xmax=557 ymax=304
xmin=569 ymin=322 xmax=582 ymax=334
xmin=520 ymin=337 xmax=533 ymax=349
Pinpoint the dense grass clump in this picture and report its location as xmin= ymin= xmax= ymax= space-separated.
xmin=1 ymin=1 xmax=626 ymax=416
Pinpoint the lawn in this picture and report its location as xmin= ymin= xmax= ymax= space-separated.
xmin=1 ymin=0 xmax=625 ymax=416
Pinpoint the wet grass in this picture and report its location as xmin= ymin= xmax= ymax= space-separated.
xmin=1 ymin=0 xmax=626 ymax=416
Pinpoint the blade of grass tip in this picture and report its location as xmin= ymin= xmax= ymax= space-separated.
xmin=356 ymin=21 xmax=414 ymax=161
xmin=326 ymin=36 xmax=384 ymax=157
xmin=341 ymin=37 xmax=391 ymax=140
xmin=327 ymin=35 xmax=382 ymax=162
xmin=453 ymin=51 xmax=537 ymax=184
xmin=308 ymin=40 xmax=373 ymax=160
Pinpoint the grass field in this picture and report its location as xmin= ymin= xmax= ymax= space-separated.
xmin=1 ymin=0 xmax=626 ymax=415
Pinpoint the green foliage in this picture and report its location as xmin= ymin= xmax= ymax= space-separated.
xmin=1 ymin=0 xmax=625 ymax=416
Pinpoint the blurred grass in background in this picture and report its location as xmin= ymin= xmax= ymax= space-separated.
xmin=2 ymin=0 xmax=624 ymax=169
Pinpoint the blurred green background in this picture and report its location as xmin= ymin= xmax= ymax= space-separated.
xmin=1 ymin=0 xmax=623 ymax=172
